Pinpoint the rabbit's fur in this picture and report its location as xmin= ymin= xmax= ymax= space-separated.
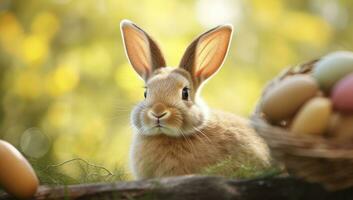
xmin=120 ymin=20 xmax=271 ymax=179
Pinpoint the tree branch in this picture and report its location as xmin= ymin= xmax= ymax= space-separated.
xmin=1 ymin=176 xmax=353 ymax=200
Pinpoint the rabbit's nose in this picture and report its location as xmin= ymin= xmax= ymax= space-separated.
xmin=148 ymin=103 xmax=170 ymax=119
xmin=151 ymin=112 xmax=167 ymax=119
xmin=148 ymin=110 xmax=169 ymax=119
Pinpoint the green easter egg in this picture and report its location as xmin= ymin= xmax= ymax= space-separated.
xmin=313 ymin=51 xmax=353 ymax=92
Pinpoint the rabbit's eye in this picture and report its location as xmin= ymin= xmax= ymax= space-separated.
xmin=182 ymin=87 xmax=189 ymax=100
xmin=144 ymin=90 xmax=147 ymax=98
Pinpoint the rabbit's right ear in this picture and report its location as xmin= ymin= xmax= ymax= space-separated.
xmin=120 ymin=20 xmax=166 ymax=81
xmin=179 ymin=25 xmax=233 ymax=87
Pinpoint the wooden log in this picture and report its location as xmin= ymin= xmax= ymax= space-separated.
xmin=1 ymin=176 xmax=353 ymax=200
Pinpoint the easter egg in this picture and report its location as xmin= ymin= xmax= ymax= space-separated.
xmin=332 ymin=73 xmax=353 ymax=112
xmin=327 ymin=113 xmax=341 ymax=136
xmin=291 ymin=97 xmax=332 ymax=135
xmin=0 ymin=140 xmax=39 ymax=199
xmin=313 ymin=51 xmax=353 ymax=92
xmin=328 ymin=114 xmax=353 ymax=141
xmin=262 ymin=74 xmax=319 ymax=122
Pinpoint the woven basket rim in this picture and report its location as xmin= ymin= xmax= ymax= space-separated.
xmin=251 ymin=115 xmax=353 ymax=158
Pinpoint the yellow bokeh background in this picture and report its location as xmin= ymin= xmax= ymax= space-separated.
xmin=0 ymin=0 xmax=352 ymax=181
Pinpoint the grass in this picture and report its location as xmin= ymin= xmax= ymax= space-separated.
xmin=29 ymin=158 xmax=127 ymax=185
xmin=29 ymin=157 xmax=279 ymax=186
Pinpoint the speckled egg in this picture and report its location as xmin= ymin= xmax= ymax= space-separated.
xmin=0 ymin=140 xmax=39 ymax=199
xmin=332 ymin=73 xmax=353 ymax=112
xmin=262 ymin=74 xmax=319 ymax=122
xmin=291 ymin=97 xmax=332 ymax=135
xmin=313 ymin=51 xmax=353 ymax=92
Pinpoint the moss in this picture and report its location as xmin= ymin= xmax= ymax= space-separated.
xmin=202 ymin=156 xmax=281 ymax=179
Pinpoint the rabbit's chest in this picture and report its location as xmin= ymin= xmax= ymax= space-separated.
xmin=130 ymin=134 xmax=224 ymax=179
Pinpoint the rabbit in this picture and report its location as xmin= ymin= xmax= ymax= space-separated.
xmin=120 ymin=20 xmax=271 ymax=179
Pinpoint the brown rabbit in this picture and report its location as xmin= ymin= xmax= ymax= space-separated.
xmin=120 ymin=20 xmax=271 ymax=179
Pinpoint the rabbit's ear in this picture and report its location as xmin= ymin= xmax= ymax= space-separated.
xmin=120 ymin=20 xmax=166 ymax=80
xmin=179 ymin=25 xmax=233 ymax=85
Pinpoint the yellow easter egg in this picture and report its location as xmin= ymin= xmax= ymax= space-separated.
xmin=291 ymin=97 xmax=332 ymax=135
xmin=329 ymin=114 xmax=353 ymax=141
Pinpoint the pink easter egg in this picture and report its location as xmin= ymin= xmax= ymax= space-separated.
xmin=332 ymin=73 xmax=353 ymax=112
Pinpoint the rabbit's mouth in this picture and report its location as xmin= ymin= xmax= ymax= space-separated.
xmin=153 ymin=124 xmax=163 ymax=129
xmin=146 ymin=124 xmax=181 ymax=137
xmin=152 ymin=123 xmax=170 ymax=131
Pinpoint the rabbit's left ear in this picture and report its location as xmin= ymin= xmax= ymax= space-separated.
xmin=120 ymin=20 xmax=166 ymax=81
xmin=179 ymin=25 xmax=233 ymax=85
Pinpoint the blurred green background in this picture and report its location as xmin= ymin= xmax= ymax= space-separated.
xmin=0 ymin=0 xmax=352 ymax=183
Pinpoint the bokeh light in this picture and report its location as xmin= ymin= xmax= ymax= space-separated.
xmin=20 ymin=127 xmax=51 ymax=158
xmin=196 ymin=0 xmax=242 ymax=28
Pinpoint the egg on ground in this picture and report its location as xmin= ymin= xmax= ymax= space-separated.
xmin=0 ymin=140 xmax=39 ymax=199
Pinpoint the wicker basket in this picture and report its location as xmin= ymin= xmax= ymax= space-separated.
xmin=251 ymin=60 xmax=353 ymax=191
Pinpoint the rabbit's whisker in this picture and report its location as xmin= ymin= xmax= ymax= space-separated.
xmin=177 ymin=127 xmax=197 ymax=157
xmin=192 ymin=126 xmax=211 ymax=143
